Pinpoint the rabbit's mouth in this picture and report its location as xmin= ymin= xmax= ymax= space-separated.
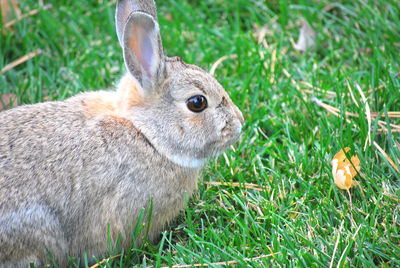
xmin=218 ymin=123 xmax=242 ymax=146
xmin=207 ymin=131 xmax=241 ymax=157
xmin=160 ymin=133 xmax=240 ymax=169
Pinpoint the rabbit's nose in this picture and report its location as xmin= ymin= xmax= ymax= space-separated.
xmin=234 ymin=106 xmax=244 ymax=125
xmin=230 ymin=103 xmax=244 ymax=125
xmin=224 ymin=95 xmax=244 ymax=125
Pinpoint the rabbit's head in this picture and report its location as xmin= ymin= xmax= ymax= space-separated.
xmin=115 ymin=0 xmax=244 ymax=168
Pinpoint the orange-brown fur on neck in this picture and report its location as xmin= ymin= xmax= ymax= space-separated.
xmin=80 ymin=92 xmax=118 ymax=117
xmin=116 ymin=74 xmax=144 ymax=111
xmin=81 ymin=74 xmax=143 ymax=119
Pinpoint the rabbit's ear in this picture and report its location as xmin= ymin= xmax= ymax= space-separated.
xmin=116 ymin=0 xmax=132 ymax=45
xmin=122 ymin=12 xmax=165 ymax=94
xmin=116 ymin=0 xmax=164 ymax=94
xmin=116 ymin=0 xmax=158 ymax=44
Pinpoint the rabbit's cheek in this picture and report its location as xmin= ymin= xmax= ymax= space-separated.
xmin=187 ymin=114 xmax=204 ymax=126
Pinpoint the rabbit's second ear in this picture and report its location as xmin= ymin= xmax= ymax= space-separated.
xmin=123 ymin=12 xmax=165 ymax=95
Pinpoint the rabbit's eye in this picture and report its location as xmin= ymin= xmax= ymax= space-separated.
xmin=186 ymin=95 xmax=208 ymax=113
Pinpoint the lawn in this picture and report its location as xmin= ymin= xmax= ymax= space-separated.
xmin=1 ymin=0 xmax=399 ymax=267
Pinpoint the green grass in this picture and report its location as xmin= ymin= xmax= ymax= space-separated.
xmin=1 ymin=0 xmax=400 ymax=267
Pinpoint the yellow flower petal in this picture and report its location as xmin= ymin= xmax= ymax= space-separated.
xmin=331 ymin=148 xmax=361 ymax=190
xmin=333 ymin=147 xmax=350 ymax=163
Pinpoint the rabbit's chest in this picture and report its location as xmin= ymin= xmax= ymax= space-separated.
xmin=124 ymin=163 xmax=199 ymax=217
xmin=66 ymin=126 xmax=202 ymax=250
xmin=140 ymin=167 xmax=199 ymax=238
xmin=96 ymin=158 xmax=199 ymax=227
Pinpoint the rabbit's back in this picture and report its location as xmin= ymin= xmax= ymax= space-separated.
xmin=0 ymin=92 xmax=199 ymax=264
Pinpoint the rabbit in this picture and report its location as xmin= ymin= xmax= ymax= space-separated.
xmin=0 ymin=0 xmax=244 ymax=266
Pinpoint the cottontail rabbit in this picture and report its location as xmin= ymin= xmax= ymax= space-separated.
xmin=0 ymin=0 xmax=243 ymax=266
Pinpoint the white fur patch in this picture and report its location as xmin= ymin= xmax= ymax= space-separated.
xmin=167 ymin=153 xmax=206 ymax=169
